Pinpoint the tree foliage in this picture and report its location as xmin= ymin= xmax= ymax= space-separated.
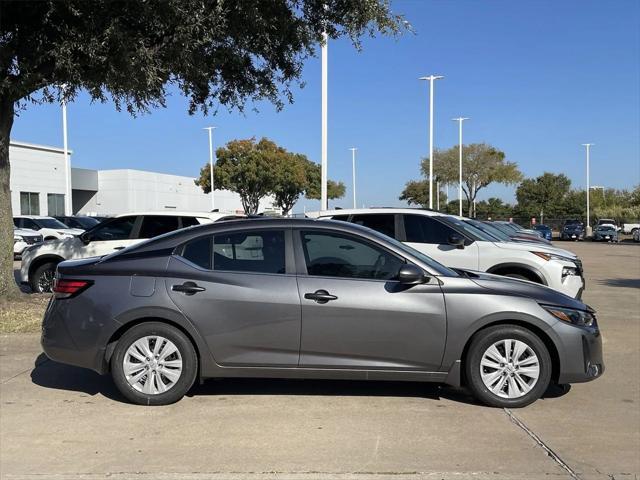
xmin=515 ymin=172 xmax=572 ymax=218
xmin=195 ymin=138 xmax=345 ymax=215
xmin=401 ymin=143 xmax=522 ymax=217
xmin=0 ymin=0 xmax=404 ymax=296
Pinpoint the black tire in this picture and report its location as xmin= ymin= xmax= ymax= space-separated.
xmin=465 ymin=325 xmax=552 ymax=408
xmin=111 ymin=322 xmax=197 ymax=406
xmin=30 ymin=262 xmax=57 ymax=293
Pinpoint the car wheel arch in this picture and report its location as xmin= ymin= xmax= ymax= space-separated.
xmin=486 ymin=263 xmax=547 ymax=285
xmin=28 ymin=255 xmax=65 ymax=279
xmin=457 ymin=319 xmax=561 ymax=387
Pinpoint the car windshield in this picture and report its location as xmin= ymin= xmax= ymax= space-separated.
xmin=465 ymin=219 xmax=509 ymax=242
xmin=34 ymin=218 xmax=69 ymax=229
xmin=436 ymin=216 xmax=497 ymax=242
xmin=74 ymin=217 xmax=100 ymax=228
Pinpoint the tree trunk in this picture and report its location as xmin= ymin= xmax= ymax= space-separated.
xmin=0 ymin=95 xmax=20 ymax=298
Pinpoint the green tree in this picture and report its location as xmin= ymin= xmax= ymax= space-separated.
xmin=409 ymin=143 xmax=522 ymax=217
xmin=475 ymin=197 xmax=513 ymax=219
xmin=303 ymin=161 xmax=346 ymax=203
xmin=515 ymin=173 xmax=572 ymax=219
xmin=399 ymin=180 xmax=428 ymax=207
xmin=272 ymin=153 xmax=309 ymax=216
xmin=0 ymin=1 xmax=403 ymax=296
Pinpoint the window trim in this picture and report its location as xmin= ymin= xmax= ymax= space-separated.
xmin=175 ymin=227 xmax=294 ymax=276
xmin=293 ymin=227 xmax=407 ymax=282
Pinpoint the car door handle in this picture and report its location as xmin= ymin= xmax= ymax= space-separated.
xmin=113 ymin=247 xmax=125 ymax=250
xmin=304 ymin=289 xmax=338 ymax=304
xmin=172 ymin=282 xmax=206 ymax=295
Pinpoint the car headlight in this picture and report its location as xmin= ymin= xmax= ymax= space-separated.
xmin=530 ymin=251 xmax=576 ymax=264
xmin=543 ymin=305 xmax=595 ymax=328
xmin=13 ymin=235 xmax=24 ymax=244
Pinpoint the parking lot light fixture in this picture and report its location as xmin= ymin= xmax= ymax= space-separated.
xmin=61 ymin=84 xmax=72 ymax=216
xmin=452 ymin=117 xmax=469 ymax=217
xmin=204 ymin=126 xmax=217 ymax=211
xmin=419 ymin=75 xmax=444 ymax=209
xmin=348 ymin=147 xmax=358 ymax=208
xmin=581 ymin=143 xmax=594 ymax=235
xmin=321 ymin=33 xmax=328 ymax=211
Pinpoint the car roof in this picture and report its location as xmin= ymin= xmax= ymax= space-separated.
xmin=113 ymin=211 xmax=243 ymax=219
xmin=310 ymin=207 xmax=442 ymax=218
xmin=14 ymin=215 xmax=54 ymax=220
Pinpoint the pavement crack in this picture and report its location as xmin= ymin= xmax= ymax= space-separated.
xmin=503 ymin=408 xmax=582 ymax=480
xmin=1 ymin=357 xmax=49 ymax=384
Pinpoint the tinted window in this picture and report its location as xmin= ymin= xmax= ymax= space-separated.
xmin=20 ymin=192 xmax=39 ymax=215
xmin=213 ymin=230 xmax=285 ymax=274
xmin=90 ymin=216 xmax=136 ymax=241
xmin=139 ymin=216 xmax=180 ymax=238
xmin=403 ymin=215 xmax=454 ymax=244
xmin=301 ymin=231 xmax=403 ymax=280
xmin=34 ymin=218 xmax=69 ymax=229
xmin=47 ymin=194 xmax=65 ymax=216
xmin=181 ymin=236 xmax=212 ymax=269
xmin=350 ymin=214 xmax=396 ymax=238
xmin=181 ymin=216 xmax=202 ymax=228
xmin=330 ymin=215 xmax=350 ymax=221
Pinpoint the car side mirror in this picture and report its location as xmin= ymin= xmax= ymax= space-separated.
xmin=448 ymin=234 xmax=465 ymax=249
xmin=398 ymin=264 xmax=426 ymax=285
xmin=80 ymin=232 xmax=91 ymax=244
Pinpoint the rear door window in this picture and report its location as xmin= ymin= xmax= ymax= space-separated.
xmin=139 ymin=216 xmax=180 ymax=238
xmin=90 ymin=216 xmax=137 ymax=241
xmin=181 ymin=216 xmax=202 ymax=228
xmin=213 ymin=230 xmax=286 ymax=274
xmin=349 ymin=214 xmax=396 ymax=238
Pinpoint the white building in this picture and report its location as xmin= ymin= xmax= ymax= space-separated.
xmin=9 ymin=140 xmax=276 ymax=216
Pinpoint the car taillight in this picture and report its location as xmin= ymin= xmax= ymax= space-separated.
xmin=53 ymin=279 xmax=93 ymax=299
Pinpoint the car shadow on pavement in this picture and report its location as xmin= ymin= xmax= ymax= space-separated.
xmin=598 ymin=278 xmax=640 ymax=289
xmin=30 ymin=354 xmax=571 ymax=406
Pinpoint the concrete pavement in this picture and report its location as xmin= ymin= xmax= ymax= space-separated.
xmin=1 ymin=242 xmax=638 ymax=480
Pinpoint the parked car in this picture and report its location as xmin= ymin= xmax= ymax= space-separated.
xmin=13 ymin=228 xmax=43 ymax=259
xmin=488 ymin=221 xmax=551 ymax=244
xmin=311 ymin=209 xmax=585 ymax=299
xmin=596 ymin=218 xmax=618 ymax=231
xmin=622 ymin=223 xmax=640 ymax=235
xmin=495 ymin=221 xmax=544 ymax=238
xmin=54 ymin=215 xmax=101 ymax=230
xmin=633 ymin=228 xmax=640 ymax=243
xmin=20 ymin=211 xmax=241 ymax=293
xmin=593 ymin=225 xmax=619 ymax=243
xmin=42 ymin=217 xmax=604 ymax=407
xmin=561 ymin=220 xmax=585 ymax=241
xmin=532 ymin=224 xmax=553 ymax=241
xmin=13 ymin=216 xmax=84 ymax=241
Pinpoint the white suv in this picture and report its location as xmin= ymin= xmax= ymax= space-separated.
xmin=13 ymin=216 xmax=84 ymax=240
xmin=20 ymin=211 xmax=241 ymax=293
xmin=311 ymin=208 xmax=585 ymax=299
xmin=13 ymin=228 xmax=43 ymax=258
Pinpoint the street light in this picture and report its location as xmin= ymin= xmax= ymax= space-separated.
xmin=452 ymin=117 xmax=469 ymax=216
xmin=581 ymin=143 xmax=594 ymax=235
xmin=321 ymin=33 xmax=329 ymax=211
xmin=349 ymin=147 xmax=357 ymax=208
xmin=419 ymin=74 xmax=444 ymax=209
xmin=61 ymin=85 xmax=72 ymax=215
xmin=204 ymin=126 xmax=217 ymax=211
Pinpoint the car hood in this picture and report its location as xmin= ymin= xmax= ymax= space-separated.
xmin=492 ymin=240 xmax=577 ymax=259
xmin=14 ymin=229 xmax=40 ymax=237
xmin=56 ymin=228 xmax=84 ymax=235
xmin=460 ymin=270 xmax=586 ymax=309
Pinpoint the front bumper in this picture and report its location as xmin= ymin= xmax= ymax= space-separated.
xmin=554 ymin=321 xmax=604 ymax=384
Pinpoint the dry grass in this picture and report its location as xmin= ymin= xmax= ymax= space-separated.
xmin=0 ymin=294 xmax=50 ymax=333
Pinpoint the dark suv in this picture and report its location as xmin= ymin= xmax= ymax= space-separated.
xmin=561 ymin=220 xmax=585 ymax=241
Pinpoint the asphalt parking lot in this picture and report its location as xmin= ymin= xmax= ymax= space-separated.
xmin=1 ymin=242 xmax=639 ymax=480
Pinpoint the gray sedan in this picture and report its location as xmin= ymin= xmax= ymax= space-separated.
xmin=41 ymin=218 xmax=604 ymax=407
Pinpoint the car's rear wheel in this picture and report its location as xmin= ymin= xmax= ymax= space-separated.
xmin=30 ymin=262 xmax=57 ymax=293
xmin=465 ymin=325 xmax=552 ymax=408
xmin=111 ymin=322 xmax=198 ymax=405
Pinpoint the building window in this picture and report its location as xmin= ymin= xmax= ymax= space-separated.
xmin=20 ymin=192 xmax=40 ymax=215
xmin=47 ymin=194 xmax=65 ymax=216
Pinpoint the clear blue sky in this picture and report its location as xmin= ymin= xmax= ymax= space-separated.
xmin=11 ymin=0 xmax=640 ymax=213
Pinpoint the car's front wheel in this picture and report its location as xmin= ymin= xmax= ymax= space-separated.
xmin=465 ymin=325 xmax=552 ymax=408
xmin=111 ymin=322 xmax=198 ymax=405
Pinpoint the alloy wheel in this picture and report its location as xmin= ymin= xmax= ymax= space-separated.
xmin=480 ymin=339 xmax=540 ymax=399
xmin=37 ymin=270 xmax=54 ymax=293
xmin=123 ymin=336 xmax=183 ymax=395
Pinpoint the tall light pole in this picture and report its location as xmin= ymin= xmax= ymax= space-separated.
xmin=321 ymin=33 xmax=328 ymax=210
xmin=349 ymin=147 xmax=357 ymax=208
xmin=61 ymin=86 xmax=72 ymax=215
xmin=419 ymin=74 xmax=444 ymax=209
xmin=582 ymin=143 xmax=594 ymax=235
xmin=452 ymin=117 xmax=469 ymax=217
xmin=204 ymin=126 xmax=217 ymax=211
